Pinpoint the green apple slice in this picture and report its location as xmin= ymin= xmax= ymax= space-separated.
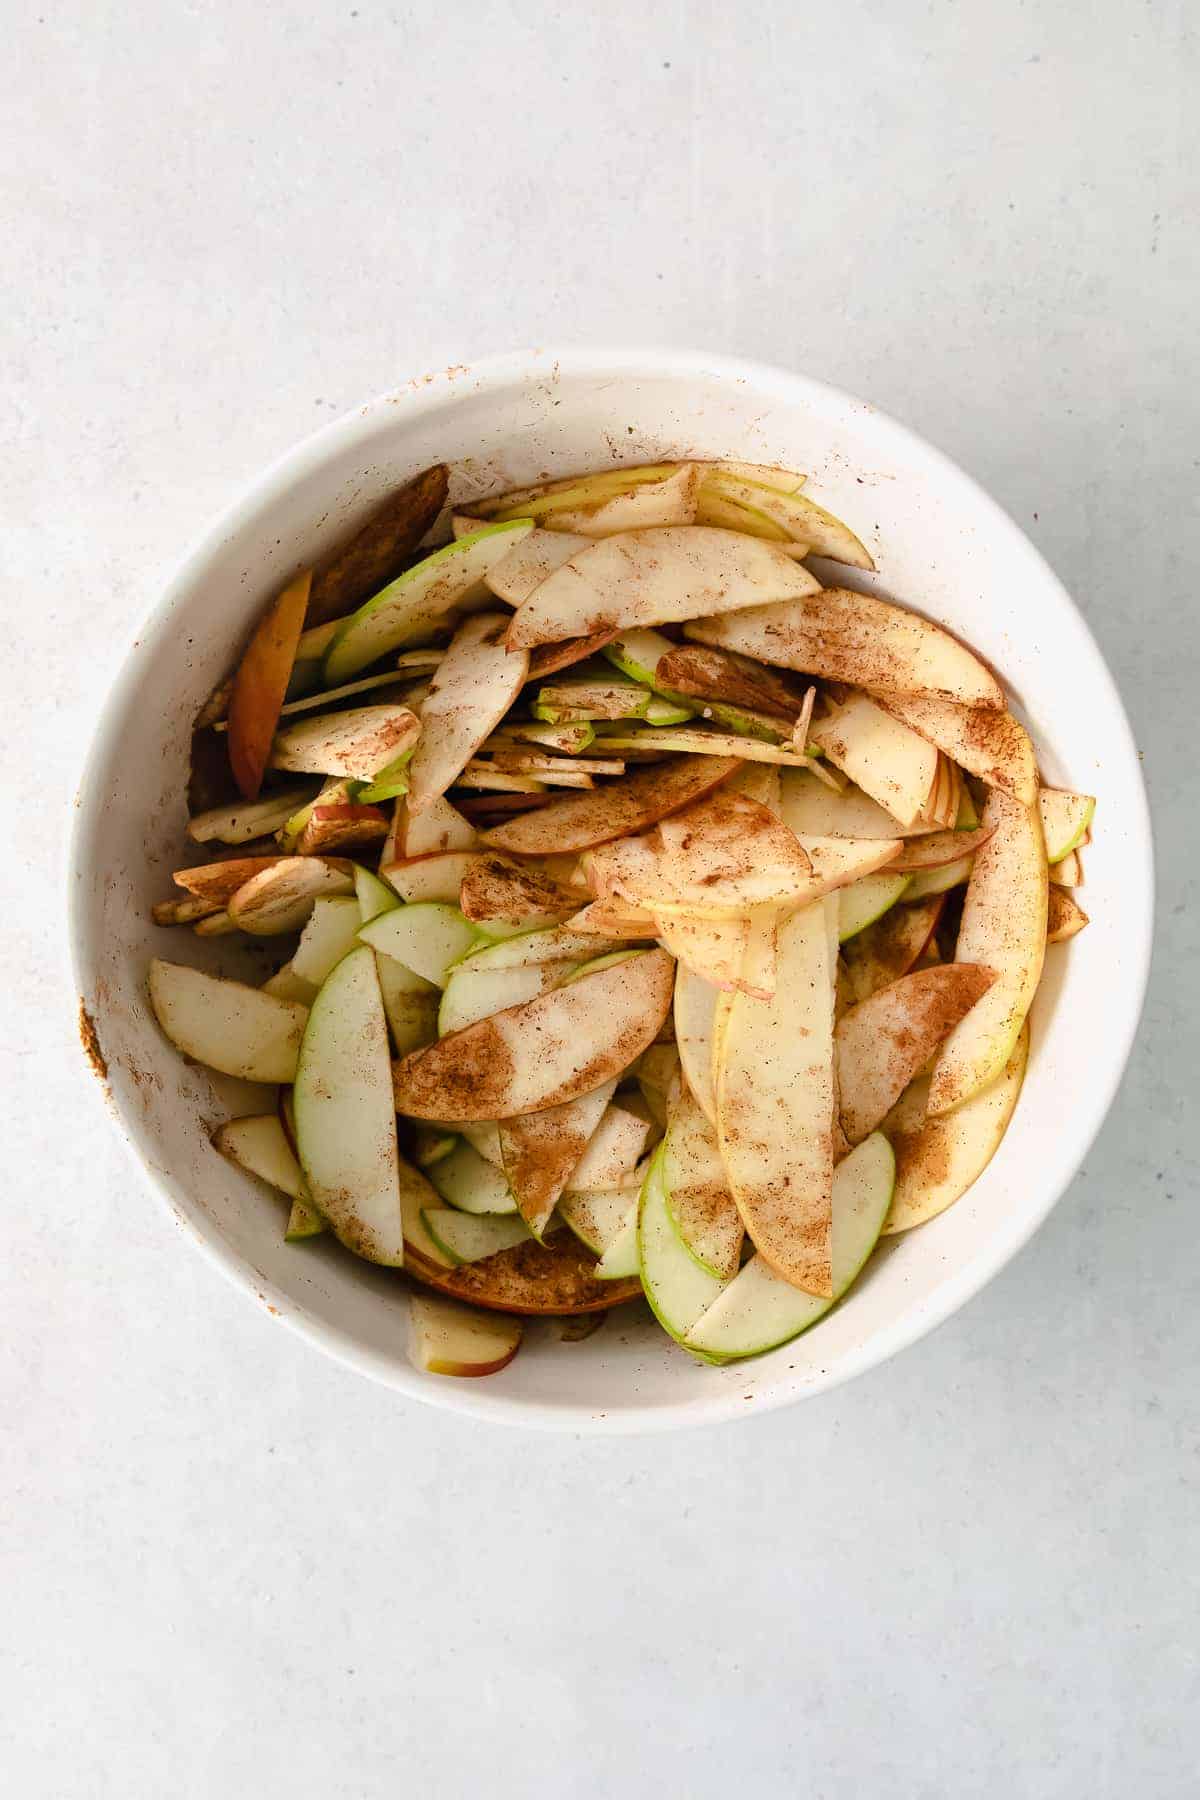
xmin=506 ymin=526 xmax=821 ymax=650
xmin=186 ymin=784 xmax=319 ymax=846
xmin=324 ymin=521 xmax=534 ymax=683
xmin=594 ymin=1202 xmax=640 ymax=1279
xmin=274 ymin=777 xmax=359 ymax=852
xmin=638 ymin=1147 xmax=729 ymax=1345
xmin=457 ymin=1121 xmax=504 ymax=1166
xmin=354 ymin=864 xmax=400 ymax=923
xmin=838 ymin=872 xmax=912 ymax=942
xmin=1038 ymin=787 xmax=1095 ymax=862
xmin=407 ymin=613 xmax=530 ymax=811
xmin=293 ymin=945 xmax=405 ymax=1263
xmin=499 ymin=1081 xmax=618 ymax=1238
xmin=476 ymin=463 xmax=682 ymax=519
xmin=660 ymin=1086 xmax=743 ymax=1279
xmin=674 ymin=964 xmax=719 ymax=1126
xmin=411 ymin=1127 xmax=457 ymax=1168
xmin=558 ymin=1186 xmax=637 ymax=1255
xmin=438 ymin=958 xmax=576 ymax=1036
xmin=683 ymin=1134 xmax=895 ymax=1359
xmin=426 ymin=1140 xmax=517 ymax=1215
xmin=149 ymin=960 xmax=308 ymax=1083
xmin=359 ymin=902 xmax=483 ymax=986
xmin=841 ymin=894 xmax=944 ymax=1005
xmin=697 ymin=471 xmax=873 ymax=568
xmin=458 ymin=925 xmax=629 ymax=972
xmin=284 ymin=1198 xmax=326 ymax=1241
xmin=421 ymin=1209 xmax=532 ymax=1264
xmin=290 ymin=896 xmax=365 ymax=987
xmin=213 ymin=1113 xmax=305 ymax=1198
xmin=407 ymin=1291 xmax=522 ymax=1376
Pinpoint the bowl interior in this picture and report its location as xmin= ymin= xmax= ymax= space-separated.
xmin=70 ymin=352 xmax=1152 ymax=1431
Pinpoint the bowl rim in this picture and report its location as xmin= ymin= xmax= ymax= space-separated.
xmin=68 ymin=346 xmax=1154 ymax=1434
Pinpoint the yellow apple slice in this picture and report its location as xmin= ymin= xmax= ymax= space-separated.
xmin=499 ymin=1080 xmax=618 ymax=1238
xmin=149 ymin=960 xmax=308 ymax=1082
xmin=1046 ymin=887 xmax=1089 ymax=943
xmin=674 ymin=964 xmax=720 ymax=1124
xmin=407 ymin=1292 xmax=523 ymax=1377
xmin=880 ymin=695 xmax=1038 ymax=806
xmin=213 ymin=1113 xmax=305 ymax=1198
xmin=881 ymin=1026 xmax=1029 ymax=1232
xmin=407 ymin=613 xmax=529 ymax=812
xmin=1038 ymin=787 xmax=1095 ymax=861
xmin=391 ymin=948 xmax=675 ymax=1120
xmin=661 ymin=1086 xmax=744 ymax=1279
xmin=695 ymin=473 xmax=873 ymax=569
xmin=928 ymin=791 xmax=1047 ymax=1116
xmin=715 ymin=902 xmax=835 ymax=1296
xmin=480 ymin=755 xmax=741 ymax=854
xmin=506 ymin=526 xmax=821 ymax=650
xmin=809 ymin=694 xmax=939 ymax=826
xmin=836 ymin=964 xmax=995 ymax=1144
xmin=552 ymin=463 xmax=700 ymax=533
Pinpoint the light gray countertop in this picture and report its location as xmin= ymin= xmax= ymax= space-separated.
xmin=3 ymin=3 xmax=1195 ymax=1794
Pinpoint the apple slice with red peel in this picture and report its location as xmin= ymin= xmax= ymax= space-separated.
xmin=383 ymin=851 xmax=479 ymax=906
xmin=459 ymin=851 xmax=578 ymax=932
xmin=391 ymin=948 xmax=675 ymax=1121
xmin=836 ymin=964 xmax=995 ymax=1144
xmin=880 ymin=695 xmax=1038 ymax=806
xmin=359 ymin=902 xmax=482 ymax=987
xmin=149 ymin=960 xmax=308 ymax=1083
xmin=227 ymin=569 xmax=313 ymax=800
xmin=928 ymin=790 xmax=1047 ymax=1116
xmin=481 ymin=755 xmax=742 ymax=855
xmin=407 ymin=614 xmax=529 ymax=812
xmin=507 ymin=526 xmax=820 ymax=650
xmin=499 ymin=1081 xmax=618 ymax=1238
xmin=882 ymin=1026 xmax=1029 ymax=1233
xmin=295 ymin=803 xmax=389 ymax=855
xmin=809 ymin=695 xmax=939 ymax=827
xmin=674 ymin=964 xmax=720 ymax=1125
xmin=227 ymin=857 xmax=355 ymax=935
xmin=715 ymin=901 xmax=836 ymax=1296
xmin=661 ymin=1086 xmax=744 ymax=1279
xmin=1038 ymin=787 xmax=1095 ymax=861
xmin=408 ymin=1292 xmax=522 ymax=1377
xmin=841 ymin=894 xmax=945 ymax=1005
xmin=1046 ymin=887 xmax=1089 ymax=943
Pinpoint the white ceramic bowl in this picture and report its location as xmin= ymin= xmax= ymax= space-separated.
xmin=69 ymin=349 xmax=1153 ymax=1433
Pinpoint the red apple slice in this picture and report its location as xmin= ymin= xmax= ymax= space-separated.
xmin=227 ymin=569 xmax=313 ymax=801
xmin=836 ymin=964 xmax=995 ymax=1144
xmin=295 ymin=803 xmax=390 ymax=855
xmin=880 ymin=695 xmax=1038 ymax=806
xmin=407 ymin=613 xmax=530 ymax=812
xmin=480 ymin=755 xmax=741 ymax=855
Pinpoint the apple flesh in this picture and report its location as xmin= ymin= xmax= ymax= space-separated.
xmin=836 ymin=963 xmax=994 ymax=1144
xmin=880 ymin=694 xmax=1038 ymax=807
xmin=425 ymin=1140 xmax=517 ymax=1214
xmin=674 ymin=964 xmax=720 ymax=1125
xmin=809 ymin=695 xmax=939 ymax=827
xmin=481 ymin=755 xmax=742 ymax=856
xmin=660 ymin=1086 xmax=744 ymax=1279
xmin=841 ymin=894 xmax=944 ymax=1005
xmin=407 ymin=1292 xmax=522 ymax=1377
xmin=306 ymin=463 xmax=448 ymax=626
xmin=420 ymin=1210 xmax=532 ymax=1265
xmin=149 ymin=960 xmax=308 ymax=1083
xmin=227 ymin=857 xmax=355 ymax=936
xmin=638 ymin=1147 xmax=730 ymax=1348
xmin=407 ymin=613 xmax=530 ymax=812
xmin=499 ymin=1081 xmax=618 ymax=1238
xmin=359 ymin=902 xmax=483 ymax=987
xmin=1038 ymin=787 xmax=1095 ymax=861
xmin=269 ymin=704 xmax=421 ymax=781
xmin=186 ymin=785 xmax=318 ymax=846
xmin=226 ymin=568 xmax=313 ymax=800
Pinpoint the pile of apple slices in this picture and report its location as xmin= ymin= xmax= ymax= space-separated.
xmin=149 ymin=457 xmax=1095 ymax=1377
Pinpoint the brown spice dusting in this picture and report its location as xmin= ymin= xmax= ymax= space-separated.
xmin=79 ymin=1003 xmax=108 ymax=1082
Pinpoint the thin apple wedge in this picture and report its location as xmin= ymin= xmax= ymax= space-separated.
xmin=420 ymin=1210 xmax=532 ymax=1265
xmin=270 ymin=704 xmax=420 ymax=781
xmin=506 ymin=526 xmax=821 ymax=651
xmin=880 ymin=695 xmax=1038 ymax=806
xmin=655 ymin=911 xmax=755 ymax=994
xmin=776 ymin=767 xmax=932 ymax=839
xmin=836 ymin=964 xmax=994 ymax=1144
xmin=481 ymin=527 xmax=591 ymax=606
xmin=567 ymin=1100 xmax=654 ymax=1191
xmin=426 ymin=1139 xmax=517 ymax=1214
xmin=306 ymin=463 xmax=449 ymax=626
xmin=837 ymin=872 xmax=912 ymax=942
xmin=1049 ymin=849 xmax=1083 ymax=887
xmin=653 ymin=642 xmax=807 ymax=721
xmin=585 ymin=788 xmax=813 ymax=917
xmin=227 ymin=569 xmax=313 ymax=800
xmin=661 ymin=1086 xmax=744 ymax=1279
xmin=476 ymin=462 xmax=682 ymax=519
xmin=928 ymin=790 xmax=1047 ymax=1115
xmin=566 ymin=900 xmax=659 ymax=938
xmin=594 ymin=1203 xmax=640 ymax=1278
xmin=635 ymin=1043 xmax=681 ymax=1129
xmin=407 ymin=614 xmax=529 ymax=812
xmin=437 ymin=958 xmax=576 ymax=1036
xmin=213 ymin=1113 xmax=305 ymax=1199
xmin=323 ymin=521 xmax=534 ymax=682
xmin=890 ymin=827 xmax=996 ymax=871
xmin=841 ymin=894 xmax=945 ymax=1005
xmin=809 ymin=694 xmax=939 ymax=827
xmin=455 ymin=925 xmax=630 ymax=972
xmin=481 ymin=755 xmax=741 ymax=855
xmin=391 ymin=792 xmax=479 ymax=859
xmin=384 ymin=851 xmax=479 ymax=906
xmin=408 ymin=1291 xmax=523 ymax=1376
xmin=290 ymin=895 xmax=366 ymax=987
xmin=391 ymin=948 xmax=675 ymax=1121
xmin=696 ymin=472 xmax=873 ymax=569
xmin=685 ymin=586 xmax=1000 ymax=706
xmin=882 ymin=1026 xmax=1029 ymax=1233
xmin=149 ymin=960 xmax=308 ymax=1083
xmin=151 ymin=895 xmax=223 ymax=928
xmin=1038 ymin=787 xmax=1095 ymax=861
xmin=499 ymin=1081 xmax=618 ymax=1238
xmin=715 ymin=901 xmax=835 ymax=1296
xmin=683 ymin=1134 xmax=895 ymax=1359
xmin=1046 ymin=887 xmax=1089 ymax=943
xmin=359 ymin=902 xmax=482 ymax=987
xmin=403 ymin=1231 xmax=641 ymax=1315
xmin=526 ymin=631 xmax=622 ymax=680
xmin=295 ymin=802 xmax=390 ymax=855
xmin=550 ymin=463 xmax=700 ymax=533
xmin=172 ymin=854 xmax=289 ymax=905
xmin=227 ymin=856 xmax=355 ymax=935
xmin=674 ymin=964 xmax=720 ymax=1125
xmin=638 ymin=1146 xmax=730 ymax=1349
xmin=559 ymin=1186 xmax=639 ymax=1255
xmin=186 ymin=785 xmax=319 ymax=846
xmin=458 ymin=851 xmax=578 ymax=932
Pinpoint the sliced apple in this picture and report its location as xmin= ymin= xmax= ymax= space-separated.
xmin=481 ymin=755 xmax=741 ymax=855
xmin=566 ymin=1100 xmax=654 ymax=1192
xmin=674 ymin=964 xmax=720 ymax=1125
xmin=880 ymin=695 xmax=1038 ymax=806
xmin=225 ymin=569 xmax=313 ymax=800
xmin=437 ymin=958 xmax=575 ymax=1036
xmin=383 ymin=851 xmax=479 ymax=906
xmin=660 ymin=1087 xmax=743 ymax=1279
xmin=453 ymin=766 xmax=549 ymax=794
xmin=457 ymin=924 xmax=629 ymax=972
xmin=506 ymin=526 xmax=821 ymax=650
xmin=291 ymin=895 xmax=366 ymax=987
xmin=213 ymin=1113 xmax=305 ymax=1198
xmin=285 ymin=1197 xmax=326 ymax=1241
xmin=683 ymin=1134 xmax=895 ymax=1359
xmin=551 ymin=463 xmax=700 ymax=533
xmin=655 ymin=910 xmax=753 ymax=992
xmin=638 ymin=1147 xmax=729 ymax=1346
xmin=809 ymin=694 xmax=939 ymax=827
xmin=170 ymin=854 xmax=286 ymax=906
xmin=149 ymin=959 xmax=308 ymax=1082
xmin=262 ymin=962 xmax=317 ymax=1004
xmin=714 ymin=901 xmax=835 ymax=1296
xmin=696 ymin=470 xmax=873 ymax=568
xmin=559 ymin=1186 xmax=638 ymax=1255
xmin=480 ymin=526 xmax=591 ymax=605
xmin=534 ymin=675 xmax=667 ymax=723
xmin=421 ymin=1209 xmax=532 ymax=1265
xmin=270 ymin=704 xmax=420 ymax=782
xmin=928 ymin=790 xmax=1047 ymax=1115
xmin=593 ymin=726 xmax=816 ymax=766
xmin=836 ymin=964 xmax=994 ymax=1144
xmin=1046 ymin=887 xmax=1089 ymax=943
xmin=411 ymin=1126 xmax=457 ymax=1168
xmin=653 ymin=641 xmax=804 ymax=721
xmin=489 ymin=720 xmax=597 ymax=756
xmin=306 ymin=463 xmax=449 ymax=626
xmin=353 ymin=864 xmax=399 ymax=923
xmin=841 ymin=894 xmax=944 ymax=1005
xmin=292 ymin=945 xmax=407 ymax=1263
xmin=776 ymin=767 xmax=931 ymax=839
xmin=408 ymin=1291 xmax=523 ymax=1377
xmin=377 ymin=961 xmax=440 ymax=1055
xmin=323 ymin=521 xmax=534 ymax=683
xmin=889 ymin=826 xmax=995 ymax=871
xmin=837 ymin=872 xmax=912 ymax=942
xmin=403 ymin=1231 xmax=641 ymax=1314
xmin=566 ymin=899 xmax=659 ymax=938
xmin=426 ymin=1139 xmax=517 ymax=1215
xmin=359 ymin=902 xmax=482 ymax=987
xmin=1050 ymin=849 xmax=1083 ymax=887
xmin=391 ymin=948 xmax=674 ymax=1121
xmin=499 ymin=1081 xmax=618 ymax=1238
xmin=635 ymin=1043 xmax=681 ymax=1128
xmin=882 ymin=1027 xmax=1028 ymax=1233
xmin=458 ymin=851 xmax=577 ymax=933
xmin=1038 ymin=787 xmax=1095 ymax=861
xmin=152 ymin=894 xmax=223 ymax=927
xmin=186 ymin=784 xmax=318 ymax=846
xmin=406 ymin=613 xmax=529 ymax=812
xmin=294 ymin=803 xmax=390 ymax=855
xmin=226 ymin=856 xmax=355 ymax=935
xmin=594 ymin=1203 xmax=640 ymax=1278
xmin=392 ymin=792 xmax=479 ymax=859
xmin=585 ymin=789 xmax=812 ymax=918
xmin=526 ymin=631 xmax=621 ymax=680
xmin=476 ymin=463 xmax=681 ymax=520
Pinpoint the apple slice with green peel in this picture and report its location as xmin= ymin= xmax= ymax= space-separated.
xmin=880 ymin=695 xmax=1038 ymax=806
xmin=674 ymin=964 xmax=720 ymax=1125
xmin=262 ymin=961 xmax=318 ymax=1004
xmin=928 ymin=791 xmax=1047 ymax=1116
xmin=499 ymin=1081 xmax=618 ymax=1238
xmin=1049 ymin=849 xmax=1082 ymax=887
xmin=426 ymin=1140 xmax=517 ymax=1215
xmin=601 ymin=626 xmax=678 ymax=690
xmin=836 ymin=964 xmax=995 ymax=1144
xmin=306 ymin=462 xmax=449 ymax=626
xmin=359 ymin=903 xmax=483 ymax=987
xmin=882 ymin=1027 xmax=1028 ymax=1233
xmin=635 ymin=1043 xmax=681 ymax=1129
xmin=660 ymin=1086 xmax=744 ymax=1279
xmin=289 ymin=896 xmax=364 ymax=987
xmin=533 ymin=675 xmax=675 ymax=723
xmin=149 ymin=960 xmax=308 ymax=1082
xmin=352 ymin=752 xmax=416 ymax=804
xmin=506 ymin=526 xmax=821 ymax=651
xmin=391 ymin=792 xmax=479 ymax=860
xmin=284 ymin=1197 xmax=326 ymax=1242
xmin=292 ymin=945 xmax=405 ymax=1263
xmin=408 ymin=1292 xmax=523 ymax=1377
xmin=696 ymin=471 xmax=873 ymax=569
xmin=222 ymin=667 xmax=422 ymax=730
xmin=437 ymin=958 xmax=576 ymax=1036
xmin=703 ymin=459 xmax=806 ymax=494
xmin=476 ymin=463 xmax=684 ymax=521
xmin=565 ymin=1100 xmax=654 ymax=1192
xmin=586 ymin=788 xmax=813 ymax=918
xmin=213 ymin=1113 xmax=305 ymax=1198
xmin=384 ymin=851 xmax=479 ymax=906
xmin=559 ymin=1187 xmax=638 ymax=1255
xmin=837 ymin=872 xmax=912 ymax=942
xmin=809 ymin=695 xmax=939 ymax=827
xmin=377 ymin=962 xmax=439 ymax=1056
xmin=227 ymin=857 xmax=355 ymax=935
xmin=481 ymin=755 xmax=742 ymax=855
xmin=411 ymin=1127 xmax=457 ymax=1169
xmin=1046 ymin=887 xmax=1089 ymax=943
xmin=715 ymin=901 xmax=835 ymax=1296
xmin=274 ymin=777 xmax=358 ymax=852
xmin=269 ymin=704 xmax=421 ymax=781
xmin=683 ymin=1134 xmax=895 ymax=1359
xmin=551 ymin=463 xmax=700 ymax=533
xmin=407 ymin=614 xmax=529 ymax=812
xmin=294 ymin=802 xmax=390 ymax=855
xmin=638 ymin=1146 xmax=729 ymax=1347
xmin=488 ymin=720 xmax=597 ymax=756
xmin=458 ymin=924 xmax=629 ymax=972
xmin=187 ymin=784 xmax=319 ymax=846
xmin=594 ymin=1202 xmax=640 ymax=1278
xmin=421 ymin=1209 xmax=532 ymax=1265
xmin=841 ymin=894 xmax=944 ymax=1005
xmin=226 ymin=569 xmax=313 ymax=800
xmin=455 ymin=1121 xmax=504 ymax=1166
xmin=391 ymin=947 xmax=675 ymax=1121
xmin=323 ymin=521 xmax=535 ymax=683
xmin=354 ymin=864 xmax=399 ymax=923
xmin=1038 ymin=787 xmax=1095 ymax=861
xmin=592 ymin=726 xmax=814 ymax=766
